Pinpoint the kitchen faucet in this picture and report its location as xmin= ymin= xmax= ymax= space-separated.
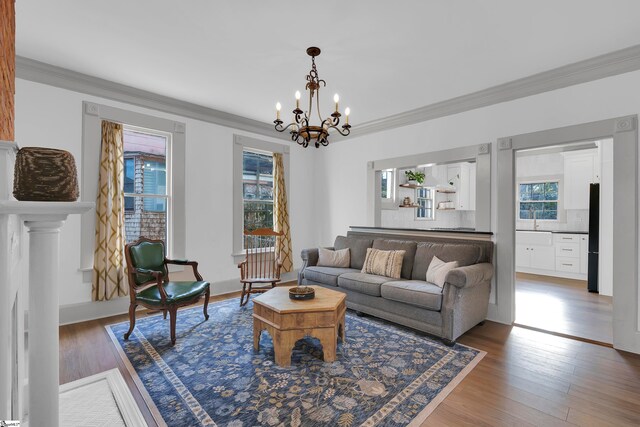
xmin=529 ymin=206 xmax=539 ymax=230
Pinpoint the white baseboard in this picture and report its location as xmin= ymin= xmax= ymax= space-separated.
xmin=59 ymin=270 xmax=299 ymax=325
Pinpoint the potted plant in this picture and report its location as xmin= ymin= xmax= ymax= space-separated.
xmin=405 ymin=170 xmax=425 ymax=185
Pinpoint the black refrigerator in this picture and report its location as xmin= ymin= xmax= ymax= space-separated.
xmin=588 ymin=183 xmax=599 ymax=293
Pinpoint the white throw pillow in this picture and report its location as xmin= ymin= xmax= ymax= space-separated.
xmin=426 ymin=256 xmax=459 ymax=287
xmin=317 ymin=247 xmax=351 ymax=268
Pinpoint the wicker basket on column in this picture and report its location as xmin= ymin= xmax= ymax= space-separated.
xmin=13 ymin=147 xmax=79 ymax=201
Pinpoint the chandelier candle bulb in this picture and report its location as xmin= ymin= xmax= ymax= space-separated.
xmin=345 ymin=107 xmax=350 ymax=124
xmin=295 ymin=91 xmax=301 ymax=109
xmin=334 ymin=94 xmax=339 ymax=112
xmin=276 ymin=102 xmax=281 ymax=120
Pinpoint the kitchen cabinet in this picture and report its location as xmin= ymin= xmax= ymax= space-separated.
xmin=516 ymin=231 xmax=588 ymax=279
xmin=563 ymin=150 xmax=600 ymax=210
xmin=447 ymin=162 xmax=475 ymax=211
xmin=516 ymin=231 xmax=555 ymax=270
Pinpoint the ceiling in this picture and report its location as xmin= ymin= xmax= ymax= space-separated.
xmin=15 ymin=1 xmax=640 ymax=126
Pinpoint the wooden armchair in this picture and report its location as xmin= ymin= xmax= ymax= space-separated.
xmin=238 ymin=228 xmax=283 ymax=306
xmin=124 ymin=237 xmax=210 ymax=345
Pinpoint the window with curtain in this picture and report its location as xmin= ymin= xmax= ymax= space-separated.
xmin=122 ymin=126 xmax=171 ymax=244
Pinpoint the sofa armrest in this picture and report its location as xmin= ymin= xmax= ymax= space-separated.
xmin=445 ymin=263 xmax=494 ymax=288
xmin=300 ymin=248 xmax=320 ymax=267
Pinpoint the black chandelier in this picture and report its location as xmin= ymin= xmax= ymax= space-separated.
xmin=274 ymin=47 xmax=351 ymax=148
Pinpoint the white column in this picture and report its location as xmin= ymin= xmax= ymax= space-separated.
xmin=24 ymin=217 xmax=66 ymax=427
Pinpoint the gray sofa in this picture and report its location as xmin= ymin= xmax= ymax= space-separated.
xmin=298 ymin=232 xmax=494 ymax=344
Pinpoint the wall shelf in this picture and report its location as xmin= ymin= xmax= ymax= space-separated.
xmin=399 ymin=183 xmax=426 ymax=189
xmin=399 ymin=204 xmax=420 ymax=208
xmin=436 ymin=189 xmax=456 ymax=194
xmin=436 ymin=207 xmax=456 ymax=210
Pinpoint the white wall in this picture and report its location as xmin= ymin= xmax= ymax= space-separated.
xmin=14 ymin=79 xmax=317 ymax=307
xmin=313 ymin=69 xmax=640 ymax=319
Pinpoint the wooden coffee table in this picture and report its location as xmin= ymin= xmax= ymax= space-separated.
xmin=252 ymin=285 xmax=346 ymax=367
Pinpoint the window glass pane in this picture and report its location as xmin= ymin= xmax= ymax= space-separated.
xmin=243 ymin=201 xmax=274 ymax=231
xmin=243 ymin=182 xmax=257 ymax=199
xmin=143 ymin=160 xmax=166 ymax=195
xmin=531 ymin=183 xmax=545 ymax=200
xmin=124 ymin=196 xmax=167 ymax=244
xmin=519 ymin=184 xmax=531 ymax=201
xmin=545 ymin=182 xmax=558 ymax=200
xmin=122 ymin=128 xmax=169 ymax=246
xmin=124 ymin=158 xmax=134 ymax=194
xmin=381 ymin=170 xmax=393 ymax=199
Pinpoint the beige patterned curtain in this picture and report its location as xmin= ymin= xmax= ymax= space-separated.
xmin=92 ymin=121 xmax=127 ymax=301
xmin=273 ymin=153 xmax=293 ymax=272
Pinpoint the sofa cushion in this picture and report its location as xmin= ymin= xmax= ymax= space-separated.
xmin=372 ymin=238 xmax=418 ymax=279
xmin=337 ymin=272 xmax=393 ymax=297
xmin=334 ymin=236 xmax=373 ymax=270
xmin=303 ymin=266 xmax=360 ymax=287
xmin=381 ymin=280 xmax=443 ymax=311
xmin=317 ymin=247 xmax=350 ymax=268
xmin=426 ymin=256 xmax=459 ymax=288
xmin=361 ymin=248 xmax=405 ymax=279
xmin=412 ymin=242 xmax=482 ymax=281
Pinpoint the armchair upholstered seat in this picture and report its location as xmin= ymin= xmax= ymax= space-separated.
xmin=124 ymin=237 xmax=210 ymax=345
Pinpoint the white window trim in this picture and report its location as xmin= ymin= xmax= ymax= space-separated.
xmin=415 ymin=187 xmax=436 ymax=221
xmin=516 ymin=176 xmax=564 ymax=222
xmin=80 ymin=102 xmax=186 ymax=282
xmin=232 ymin=134 xmax=289 ymax=261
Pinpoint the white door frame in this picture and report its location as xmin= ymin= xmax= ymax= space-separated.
xmin=496 ymin=115 xmax=639 ymax=353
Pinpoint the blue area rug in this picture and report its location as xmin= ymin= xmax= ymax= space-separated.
xmin=107 ymin=299 xmax=484 ymax=426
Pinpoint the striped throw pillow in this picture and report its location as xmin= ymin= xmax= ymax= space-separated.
xmin=361 ymin=248 xmax=406 ymax=279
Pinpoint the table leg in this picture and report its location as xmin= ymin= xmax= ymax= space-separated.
xmin=316 ymin=329 xmax=337 ymax=363
xmin=253 ymin=318 xmax=263 ymax=351
xmin=274 ymin=331 xmax=294 ymax=367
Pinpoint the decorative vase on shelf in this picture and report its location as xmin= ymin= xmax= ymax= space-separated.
xmin=407 ymin=180 xmax=417 ymax=186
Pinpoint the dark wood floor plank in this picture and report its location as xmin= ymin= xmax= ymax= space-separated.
xmin=58 ymin=291 xmax=640 ymax=426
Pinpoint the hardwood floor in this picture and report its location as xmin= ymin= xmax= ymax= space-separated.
xmin=515 ymin=272 xmax=613 ymax=344
xmin=59 ymin=291 xmax=640 ymax=426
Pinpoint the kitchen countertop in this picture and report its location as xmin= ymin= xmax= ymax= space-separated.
xmin=515 ymin=229 xmax=588 ymax=235
xmin=350 ymin=226 xmax=493 ymax=235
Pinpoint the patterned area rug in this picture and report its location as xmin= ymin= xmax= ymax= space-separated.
xmin=107 ymin=299 xmax=484 ymax=426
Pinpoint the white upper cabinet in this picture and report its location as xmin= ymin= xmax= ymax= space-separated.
xmin=563 ymin=150 xmax=599 ymax=210
xmin=447 ymin=162 xmax=475 ymax=211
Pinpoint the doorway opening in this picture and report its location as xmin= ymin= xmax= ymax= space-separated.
xmin=513 ymin=139 xmax=613 ymax=345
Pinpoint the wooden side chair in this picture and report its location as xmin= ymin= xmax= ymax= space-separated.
xmin=238 ymin=228 xmax=283 ymax=306
xmin=124 ymin=237 xmax=210 ymax=345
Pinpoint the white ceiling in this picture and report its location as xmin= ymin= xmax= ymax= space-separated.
xmin=15 ymin=1 xmax=640 ymax=126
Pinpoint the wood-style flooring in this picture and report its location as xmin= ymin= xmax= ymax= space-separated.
xmin=60 ymin=290 xmax=640 ymax=426
xmin=515 ymin=272 xmax=613 ymax=345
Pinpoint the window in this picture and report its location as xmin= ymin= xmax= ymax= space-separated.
xmin=122 ymin=127 xmax=170 ymax=245
xmin=233 ymin=135 xmax=289 ymax=257
xmin=381 ymin=169 xmax=394 ymax=199
xmin=416 ymin=187 xmax=435 ymax=220
xmin=81 ymin=102 xmax=186 ymax=278
xmin=519 ymin=181 xmax=558 ymax=220
xmin=242 ymin=149 xmax=274 ymax=232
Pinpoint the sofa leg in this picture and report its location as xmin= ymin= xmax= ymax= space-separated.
xmin=355 ymin=311 xmax=366 ymax=317
xmin=442 ymin=338 xmax=456 ymax=347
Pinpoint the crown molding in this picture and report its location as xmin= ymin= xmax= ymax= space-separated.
xmin=16 ymin=44 xmax=640 ymax=142
xmin=352 ymin=44 xmax=640 ymax=138
xmin=15 ymin=56 xmax=286 ymax=140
